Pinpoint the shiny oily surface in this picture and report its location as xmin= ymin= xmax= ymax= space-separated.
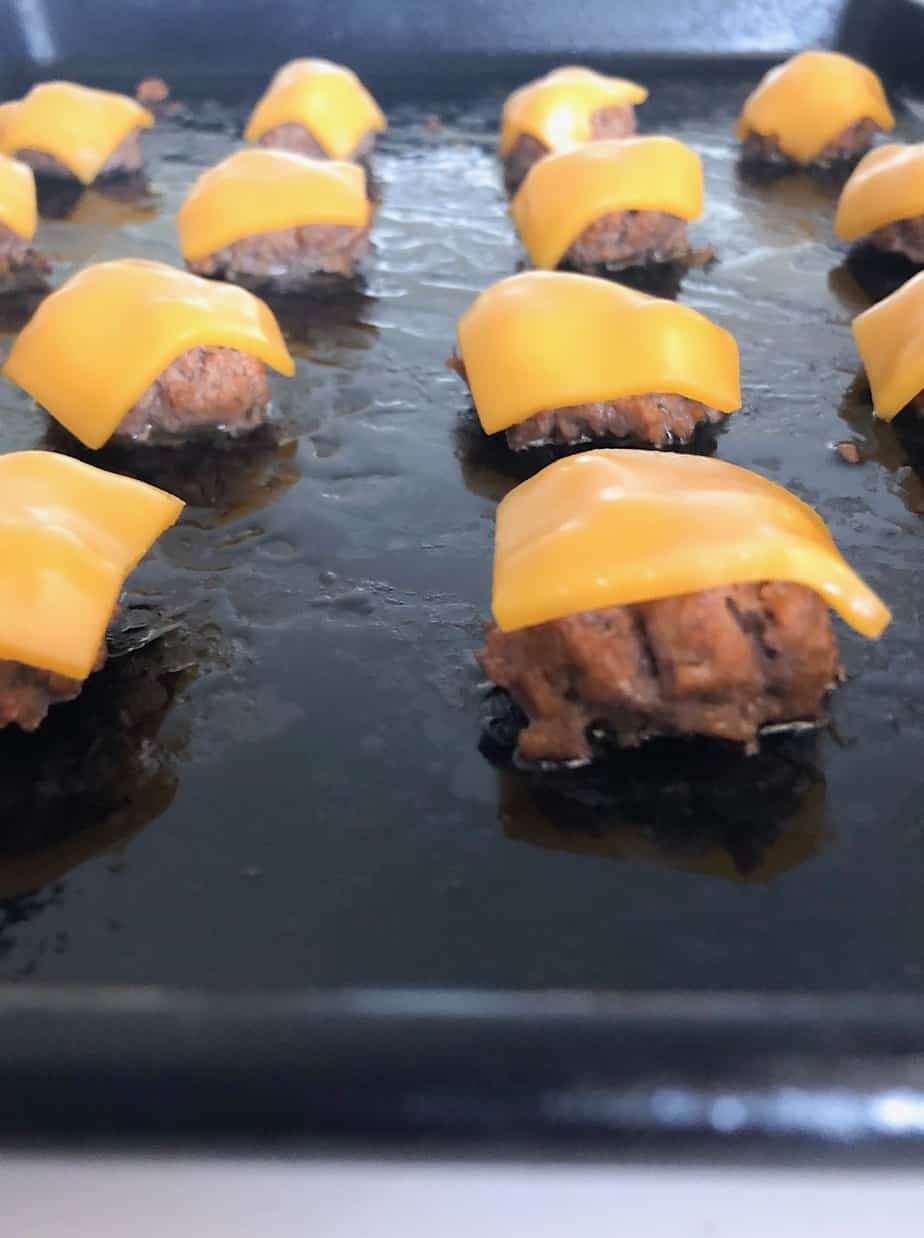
xmin=0 ymin=78 xmax=924 ymax=995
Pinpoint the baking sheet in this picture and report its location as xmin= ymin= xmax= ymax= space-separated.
xmin=0 ymin=76 xmax=921 ymax=1014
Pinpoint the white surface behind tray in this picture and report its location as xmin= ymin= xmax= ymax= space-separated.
xmin=2 ymin=1155 xmax=924 ymax=1235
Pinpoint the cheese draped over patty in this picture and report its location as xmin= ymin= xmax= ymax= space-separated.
xmin=511 ymin=136 xmax=703 ymax=269
xmin=500 ymin=66 xmax=647 ymax=157
xmin=0 ymin=451 xmax=183 ymax=679
xmin=835 ymin=143 xmax=924 ymax=241
xmin=853 ymin=268 xmax=924 ymax=420
xmin=455 ymin=271 xmax=740 ymax=435
xmin=0 ymin=82 xmax=153 ymax=184
xmin=0 ymin=153 xmax=37 ymax=240
xmin=177 ymin=148 xmax=371 ymax=261
xmin=244 ymin=59 xmax=386 ymax=160
xmin=3 ymin=258 xmax=295 ymax=448
xmin=491 ymin=450 xmax=891 ymax=638
xmin=736 ymin=51 xmax=894 ymax=166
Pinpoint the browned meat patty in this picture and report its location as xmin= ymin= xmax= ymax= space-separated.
xmin=258 ymin=123 xmax=375 ymax=162
xmin=505 ymin=394 xmax=720 ymax=450
xmin=13 ymin=127 xmax=145 ymax=182
xmin=446 ymin=355 xmax=716 ymax=449
xmin=0 ymin=639 xmax=107 ymax=732
xmin=563 ymin=210 xmax=692 ymax=271
xmin=866 ymin=216 xmax=924 ymax=265
xmin=114 ymin=346 xmax=270 ymax=444
xmin=740 ymin=117 xmax=877 ymax=167
xmin=0 ymin=222 xmax=49 ymax=293
xmin=479 ymin=581 xmax=838 ymax=763
xmin=188 ymin=222 xmax=370 ymax=290
xmin=502 ymin=102 xmax=636 ymax=195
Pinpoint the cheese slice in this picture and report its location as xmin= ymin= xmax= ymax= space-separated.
xmin=852 ymin=268 xmax=924 ymax=420
xmin=0 ymin=153 xmax=36 ymax=239
xmin=3 ymin=258 xmax=295 ymax=449
xmin=244 ymin=59 xmax=386 ymax=159
xmin=456 ymin=271 xmax=740 ymax=434
xmin=500 ymin=66 xmax=647 ymax=157
xmin=835 ymin=143 xmax=924 ymax=240
xmin=512 ymin=136 xmax=703 ymax=269
xmin=0 ymin=450 xmax=183 ymax=679
xmin=492 ymin=450 xmax=890 ymax=638
xmin=0 ymin=82 xmax=153 ymax=185
xmin=0 ymin=101 xmax=20 ymax=143
xmin=178 ymin=148 xmax=371 ymax=261
xmin=736 ymin=51 xmax=894 ymax=166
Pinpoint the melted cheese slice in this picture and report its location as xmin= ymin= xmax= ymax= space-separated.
xmin=0 ymin=101 xmax=20 ymax=143
xmin=500 ymin=66 xmax=647 ymax=157
xmin=0 ymin=451 xmax=183 ymax=679
xmin=736 ymin=51 xmax=894 ymax=166
xmin=0 ymin=154 xmax=36 ymax=239
xmin=3 ymin=258 xmax=295 ymax=449
xmin=456 ymin=271 xmax=740 ymax=434
xmin=0 ymin=82 xmax=153 ymax=185
xmin=835 ymin=143 xmax=924 ymax=240
xmin=512 ymin=136 xmax=703 ymax=269
xmin=852 ymin=268 xmax=924 ymax=420
xmin=244 ymin=59 xmax=386 ymax=159
xmin=492 ymin=450 xmax=890 ymax=638
xmin=178 ymin=148 xmax=371 ymax=261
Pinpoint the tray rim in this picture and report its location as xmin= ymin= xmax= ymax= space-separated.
xmin=4 ymin=984 xmax=924 ymax=1155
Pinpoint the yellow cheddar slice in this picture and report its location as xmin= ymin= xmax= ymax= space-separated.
xmin=244 ymin=59 xmax=386 ymax=159
xmin=0 ymin=101 xmax=20 ymax=143
xmin=852 ymin=268 xmax=924 ymax=420
xmin=835 ymin=143 xmax=924 ymax=241
xmin=0 ymin=154 xmax=36 ymax=239
xmin=0 ymin=82 xmax=153 ymax=185
xmin=736 ymin=51 xmax=894 ymax=166
xmin=0 ymin=451 xmax=183 ymax=679
xmin=492 ymin=450 xmax=890 ymax=639
xmin=500 ymin=66 xmax=647 ymax=157
xmin=456 ymin=271 xmax=739 ymax=435
xmin=512 ymin=137 xmax=703 ymax=269
xmin=177 ymin=148 xmax=371 ymax=262
xmin=3 ymin=258 xmax=295 ymax=449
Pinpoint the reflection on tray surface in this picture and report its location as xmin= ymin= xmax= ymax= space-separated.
xmin=495 ymin=738 xmax=827 ymax=884
xmin=0 ymin=618 xmax=194 ymax=905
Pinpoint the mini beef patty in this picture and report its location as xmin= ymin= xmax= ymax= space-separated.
xmin=562 ymin=210 xmax=692 ymax=272
xmin=12 ymin=128 xmax=145 ymax=182
xmin=0 ymin=640 xmax=107 ymax=732
xmin=503 ymin=103 xmax=636 ymax=195
xmin=505 ymin=394 xmax=721 ymax=451
xmin=740 ymin=117 xmax=877 ymax=168
xmin=258 ymin=123 xmax=375 ymax=163
xmin=188 ymin=222 xmax=370 ymax=289
xmin=0 ymin=222 xmax=49 ymax=293
xmin=447 ymin=355 xmax=718 ymax=450
xmin=479 ymin=581 xmax=838 ymax=763
xmin=114 ymin=346 xmax=270 ymax=444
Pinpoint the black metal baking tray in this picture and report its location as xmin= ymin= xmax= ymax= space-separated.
xmin=3 ymin=0 xmax=924 ymax=1156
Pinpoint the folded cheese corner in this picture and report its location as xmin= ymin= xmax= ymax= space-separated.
xmin=0 ymin=450 xmax=183 ymax=683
